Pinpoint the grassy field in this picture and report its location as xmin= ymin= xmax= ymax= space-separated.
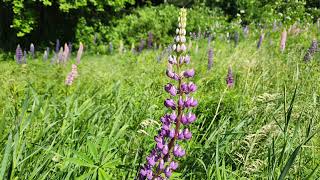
xmin=0 ymin=28 xmax=320 ymax=179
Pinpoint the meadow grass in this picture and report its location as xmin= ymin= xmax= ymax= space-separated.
xmin=0 ymin=28 xmax=319 ymax=179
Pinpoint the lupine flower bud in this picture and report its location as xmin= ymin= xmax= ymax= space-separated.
xmin=280 ymin=29 xmax=287 ymax=53
xmin=184 ymin=55 xmax=190 ymax=64
xmin=30 ymin=43 xmax=35 ymax=58
xmin=257 ymin=33 xmax=264 ymax=49
xmin=226 ymin=66 xmax=234 ymax=88
xmin=15 ymin=44 xmax=23 ymax=64
xmin=208 ymin=48 xmax=213 ymax=70
xmin=187 ymin=112 xmax=196 ymax=123
xmin=173 ymin=144 xmax=185 ymax=157
xmin=183 ymin=69 xmax=195 ymax=78
xmin=168 ymin=55 xmax=177 ymax=64
xmin=188 ymin=82 xmax=197 ymax=93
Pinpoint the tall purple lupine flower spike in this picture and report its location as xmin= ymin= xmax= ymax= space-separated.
xmin=139 ymin=8 xmax=198 ymax=180
xmin=304 ymin=39 xmax=318 ymax=62
xmin=76 ymin=42 xmax=84 ymax=64
xmin=56 ymin=39 xmax=60 ymax=53
xmin=15 ymin=44 xmax=23 ymax=64
xmin=257 ymin=33 xmax=264 ymax=49
xmin=226 ymin=66 xmax=234 ymax=88
xmin=65 ymin=64 xmax=78 ymax=86
xmin=43 ymin=50 xmax=48 ymax=61
xmin=30 ymin=43 xmax=35 ymax=58
xmin=280 ymin=29 xmax=287 ymax=53
xmin=208 ymin=48 xmax=213 ymax=70
xmin=148 ymin=32 xmax=153 ymax=49
xmin=68 ymin=42 xmax=72 ymax=58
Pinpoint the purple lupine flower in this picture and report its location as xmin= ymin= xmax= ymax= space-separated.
xmin=304 ymin=40 xmax=318 ymax=62
xmin=68 ymin=42 xmax=72 ymax=58
xmin=30 ymin=43 xmax=35 ymax=58
xmin=257 ymin=33 xmax=264 ymax=49
xmin=148 ymin=32 xmax=153 ymax=49
xmin=55 ymin=39 xmax=60 ymax=53
xmin=15 ymin=44 xmax=23 ymax=64
xmin=65 ymin=64 xmax=78 ymax=86
xmin=63 ymin=43 xmax=69 ymax=62
xmin=208 ymin=48 xmax=213 ymax=70
xmin=76 ymin=42 xmax=84 ymax=64
xmin=226 ymin=66 xmax=234 ymax=88
xmin=138 ymin=9 xmax=198 ymax=179
xmin=58 ymin=47 xmax=64 ymax=63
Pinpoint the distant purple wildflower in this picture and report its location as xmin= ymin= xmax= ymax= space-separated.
xmin=139 ymin=39 xmax=146 ymax=52
xmin=148 ymin=32 xmax=153 ymax=49
xmin=226 ymin=66 xmax=234 ymax=88
xmin=55 ymin=39 xmax=60 ymax=53
xmin=280 ymin=29 xmax=287 ymax=53
xmin=304 ymin=40 xmax=318 ymax=62
xmin=15 ymin=44 xmax=23 ymax=64
xmin=30 ymin=43 xmax=35 ymax=58
xmin=65 ymin=64 xmax=78 ymax=86
xmin=76 ymin=42 xmax=84 ymax=64
xmin=257 ymin=33 xmax=264 ymax=49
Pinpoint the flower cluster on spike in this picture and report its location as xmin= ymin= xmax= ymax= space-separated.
xmin=139 ymin=8 xmax=198 ymax=180
xmin=16 ymin=44 xmax=23 ymax=64
xmin=304 ymin=40 xmax=318 ymax=62
xmin=30 ymin=43 xmax=35 ymax=58
xmin=280 ymin=29 xmax=287 ymax=53
xmin=208 ymin=48 xmax=213 ymax=70
xmin=226 ymin=66 xmax=234 ymax=88
xmin=76 ymin=42 xmax=84 ymax=64
xmin=65 ymin=64 xmax=78 ymax=86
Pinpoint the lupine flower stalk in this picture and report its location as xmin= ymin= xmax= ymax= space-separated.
xmin=30 ymin=43 xmax=35 ymax=58
xmin=65 ymin=64 xmax=78 ymax=86
xmin=304 ymin=40 xmax=318 ymax=62
xmin=15 ymin=44 xmax=23 ymax=64
xmin=208 ymin=48 xmax=213 ymax=70
xmin=119 ymin=40 xmax=124 ymax=54
xmin=257 ymin=33 xmax=264 ymax=49
xmin=63 ymin=43 xmax=69 ymax=62
xmin=76 ymin=42 xmax=84 ymax=64
xmin=139 ymin=8 xmax=198 ymax=180
xmin=226 ymin=66 xmax=234 ymax=88
xmin=148 ymin=32 xmax=153 ymax=49
xmin=68 ymin=42 xmax=72 ymax=58
xmin=280 ymin=29 xmax=287 ymax=53
xmin=56 ymin=39 xmax=60 ymax=53
xmin=58 ymin=47 xmax=64 ymax=63
xmin=43 ymin=50 xmax=48 ymax=61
